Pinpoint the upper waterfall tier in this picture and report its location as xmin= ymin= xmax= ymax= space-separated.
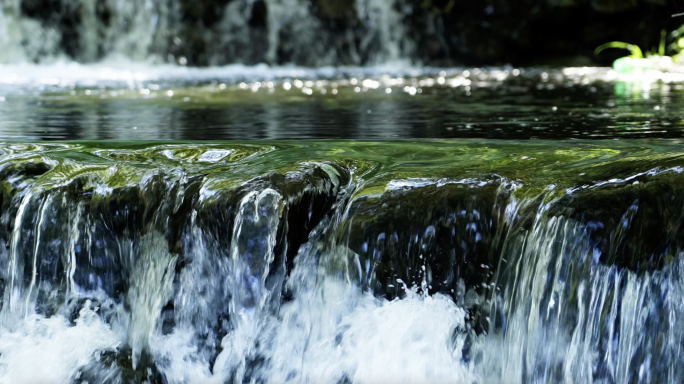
xmin=0 ymin=0 xmax=678 ymax=66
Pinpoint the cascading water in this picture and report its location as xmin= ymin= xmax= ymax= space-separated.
xmin=0 ymin=0 xmax=412 ymax=65
xmin=1 ymin=141 xmax=684 ymax=383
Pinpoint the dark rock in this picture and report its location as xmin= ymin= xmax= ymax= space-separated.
xmin=548 ymin=170 xmax=684 ymax=274
xmin=313 ymin=0 xmax=356 ymax=20
xmin=164 ymin=162 xmax=349 ymax=366
xmin=337 ymin=178 xmax=515 ymax=333
xmin=180 ymin=0 xmax=233 ymax=27
xmin=76 ymin=348 xmax=165 ymax=384
xmin=0 ymin=156 xmax=351 ymax=371
xmin=20 ymin=0 xmax=82 ymax=59
xmin=592 ymin=0 xmax=639 ymax=12
xmin=249 ymin=0 xmax=268 ymax=28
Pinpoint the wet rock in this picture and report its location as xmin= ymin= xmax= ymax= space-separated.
xmin=339 ymin=178 xmax=513 ymax=334
xmin=0 ymin=156 xmax=349 ymax=302
xmin=0 ymin=155 xmax=352 ymax=373
xmin=193 ymin=162 xmax=349 ymax=272
xmin=172 ymin=0 xmax=270 ymax=66
xmin=76 ymin=348 xmax=164 ymax=384
xmin=548 ymin=170 xmax=684 ymax=273
xmin=180 ymin=0 xmax=233 ymax=27
xmin=333 ymin=177 xmax=546 ymax=335
xmin=20 ymin=0 xmax=82 ymax=58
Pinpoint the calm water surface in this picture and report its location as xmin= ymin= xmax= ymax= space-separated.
xmin=2 ymin=65 xmax=684 ymax=140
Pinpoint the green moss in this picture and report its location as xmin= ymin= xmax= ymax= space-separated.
xmin=2 ymin=139 xmax=683 ymax=205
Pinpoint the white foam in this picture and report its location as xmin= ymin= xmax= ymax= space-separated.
xmin=0 ymin=60 xmax=423 ymax=91
xmin=0 ymin=301 xmax=121 ymax=383
xmin=0 ymin=61 xmax=316 ymax=88
xmin=150 ymin=327 xmax=214 ymax=384
xmin=257 ymin=281 xmax=473 ymax=383
xmin=143 ymin=277 xmax=474 ymax=383
xmin=325 ymin=290 xmax=472 ymax=384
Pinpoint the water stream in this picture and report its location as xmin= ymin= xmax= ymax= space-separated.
xmin=0 ymin=138 xmax=683 ymax=383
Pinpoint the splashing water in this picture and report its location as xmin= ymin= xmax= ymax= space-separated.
xmin=0 ymin=141 xmax=682 ymax=382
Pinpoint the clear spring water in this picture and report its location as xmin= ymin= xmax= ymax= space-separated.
xmin=1 ymin=64 xmax=684 ymax=140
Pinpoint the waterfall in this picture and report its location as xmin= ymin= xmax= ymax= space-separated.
xmin=479 ymin=209 xmax=684 ymax=383
xmin=1 ymin=142 xmax=684 ymax=382
xmin=0 ymin=0 xmax=411 ymax=65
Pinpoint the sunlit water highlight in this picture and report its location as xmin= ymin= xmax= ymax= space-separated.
xmin=2 ymin=63 xmax=684 ymax=140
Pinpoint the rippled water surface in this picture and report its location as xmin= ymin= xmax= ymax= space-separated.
xmin=2 ymin=64 xmax=684 ymax=140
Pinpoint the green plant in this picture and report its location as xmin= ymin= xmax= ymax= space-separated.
xmin=594 ymin=42 xmax=644 ymax=59
xmin=594 ymin=29 xmax=674 ymax=74
xmin=669 ymin=25 xmax=684 ymax=62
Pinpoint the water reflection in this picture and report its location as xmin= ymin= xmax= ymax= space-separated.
xmin=2 ymin=68 xmax=684 ymax=140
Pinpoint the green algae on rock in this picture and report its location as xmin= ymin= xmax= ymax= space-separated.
xmin=3 ymin=139 xmax=684 ymax=382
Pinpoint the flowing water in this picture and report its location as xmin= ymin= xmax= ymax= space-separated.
xmin=4 ymin=2 xmax=684 ymax=382
xmin=0 ymin=0 xmax=412 ymax=66
xmin=2 ymin=133 xmax=684 ymax=383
